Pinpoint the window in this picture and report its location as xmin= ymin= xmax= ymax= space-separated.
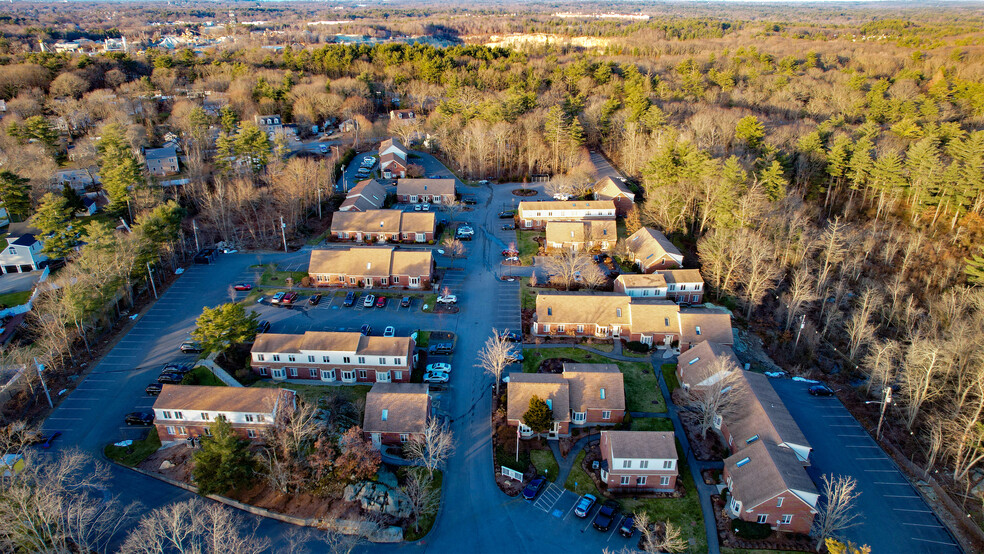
xmin=558 ymin=325 xmax=565 ymax=333
xmin=639 ymin=460 xmax=649 ymax=469
xmin=272 ymin=355 xmax=281 ymax=362
xmin=178 ymin=426 xmax=186 ymax=435
xmin=289 ymin=367 xmax=298 ymax=377
xmin=730 ymin=497 xmax=741 ymax=512
xmin=622 ymin=460 xmax=631 ymax=469
xmin=358 ymin=357 xmax=366 ymax=364
xmin=776 ymin=497 xmax=784 ymax=508
xmin=757 ymin=514 xmax=768 ymax=524
xmin=321 ymin=369 xmax=335 ymax=381
xmin=309 ymin=368 xmax=317 ymax=378
xmin=680 ymin=285 xmax=687 ymax=291
xmin=660 ymin=476 xmax=671 ymax=486
xmin=573 ymin=412 xmax=586 ymax=423
xmin=736 ymin=457 xmax=750 ymax=467
xmin=322 ymin=356 xmax=330 ymax=363
xmin=342 ymin=370 xmax=355 ymax=381
xmin=400 ymin=433 xmax=409 ymax=443
xmin=163 ymin=411 xmax=172 ymax=419
xmin=288 ymin=355 xmax=296 ymax=362
xmin=394 ymin=358 xmax=403 ymax=365
xmin=688 ymin=357 xmax=700 ymax=365
xmin=247 ymin=429 xmax=256 ymax=438
xmin=602 ymin=410 xmax=611 ymax=420
xmin=257 ymin=354 xmax=265 ymax=362
xmin=7 ymin=247 xmax=14 ymax=254
xmin=358 ymin=369 xmax=367 ymax=380
xmin=308 ymin=355 xmax=315 ymax=363
xmin=343 ymin=357 xmax=351 ymax=364
xmin=547 ymin=307 xmax=552 ymax=316
xmin=174 ymin=411 xmax=183 ymax=420
xmin=166 ymin=426 xmax=175 ymax=435
xmin=259 ymin=367 xmax=268 ymax=376
xmin=203 ymin=427 xmax=212 ymax=436
xmin=668 ymin=284 xmax=676 ymax=291
xmin=692 ymin=294 xmax=699 ymax=303
xmin=695 ymin=326 xmax=702 ymax=335
xmin=780 ymin=515 xmax=792 ymax=525
xmin=746 ymin=434 xmax=759 ymax=445
xmin=620 ymin=476 xmax=630 ymax=485
xmin=257 ymin=415 xmax=265 ymax=423
xmin=349 ymin=277 xmax=356 ymax=284
xmin=410 ymin=277 xmax=419 ymax=286
xmin=600 ymin=388 xmax=606 ymax=400
xmin=245 ymin=414 xmax=254 ymax=423
xmin=394 ymin=371 xmax=403 ymax=380
xmin=376 ymin=371 xmax=390 ymax=383
xmin=201 ymin=412 xmax=210 ymax=421
xmin=577 ymin=324 xmax=584 ymax=333
xmin=636 ymin=476 xmax=647 ymax=486
xmin=542 ymin=324 xmax=550 ymax=333
xmin=663 ymin=460 xmax=673 ymax=469
xmin=379 ymin=357 xmax=386 ymax=365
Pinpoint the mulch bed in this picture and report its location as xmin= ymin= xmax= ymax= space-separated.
xmin=538 ymin=358 xmax=577 ymax=373
xmin=712 ymin=495 xmax=814 ymax=552
xmin=511 ymin=188 xmax=537 ymax=196
xmin=702 ymin=469 xmax=722 ymax=485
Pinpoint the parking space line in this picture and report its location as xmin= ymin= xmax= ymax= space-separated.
xmin=874 ymin=482 xmax=911 ymax=485
xmin=837 ymin=434 xmax=868 ymax=438
xmin=893 ymin=508 xmax=933 ymax=513
xmin=863 ymin=469 xmax=899 ymax=472
xmin=844 ymin=445 xmax=880 ymax=448
xmin=911 ymin=538 xmax=959 ymax=546
xmin=883 ymin=494 xmax=919 ymax=498
xmin=901 ymin=522 xmax=944 ymax=528
xmin=47 ymin=417 xmax=83 ymax=421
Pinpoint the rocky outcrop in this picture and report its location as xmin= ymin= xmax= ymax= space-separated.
xmin=328 ymin=519 xmax=403 ymax=543
xmin=343 ymin=480 xmax=411 ymax=519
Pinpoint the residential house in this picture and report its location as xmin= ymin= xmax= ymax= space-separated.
xmin=720 ymin=371 xmax=812 ymax=462
xmin=599 ymin=431 xmax=678 ymax=492
xmin=613 ymin=270 xmax=704 ymax=304
xmin=144 ymin=146 xmax=179 ymax=176
xmin=676 ymin=341 xmax=741 ymax=390
xmin=626 ymin=227 xmax=684 ymax=272
xmin=55 ymin=168 xmax=99 ymax=191
xmin=251 ymin=331 xmax=415 ymax=384
xmin=379 ymin=137 xmax=409 ymax=159
xmin=338 ymin=179 xmax=387 ymax=212
xmin=0 ymin=223 xmax=48 ymax=274
xmin=254 ymin=114 xmax=283 ymax=139
xmin=545 ymin=220 xmax=616 ymax=252
xmin=308 ymin=247 xmax=433 ymax=289
xmin=506 ymin=373 xmax=571 ymax=439
xmin=397 ymin=179 xmax=455 ymax=205
xmin=152 ymin=384 xmax=296 ymax=444
xmin=330 ymin=210 xmax=435 ymax=243
xmin=389 ymin=109 xmax=416 ymax=121
xmin=517 ymin=200 xmax=616 ymax=229
xmin=379 ymin=137 xmax=409 ymax=179
xmin=563 ymin=363 xmax=625 ymax=426
xmin=363 ymin=383 xmax=431 ymax=448
xmin=593 ymin=176 xmax=636 ymax=216
xmin=723 ymin=440 xmax=818 ymax=534
xmin=532 ymin=292 xmax=732 ymax=351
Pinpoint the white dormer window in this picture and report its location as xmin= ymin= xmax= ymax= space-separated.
xmin=257 ymin=354 xmax=265 ymax=361
xmin=381 ymin=409 xmax=388 ymax=421
xmin=245 ymin=414 xmax=254 ymax=423
xmin=663 ymin=460 xmax=673 ymax=469
xmin=7 ymin=247 xmax=14 ymax=254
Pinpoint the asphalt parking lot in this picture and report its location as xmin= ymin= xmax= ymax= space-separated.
xmin=771 ymin=378 xmax=961 ymax=553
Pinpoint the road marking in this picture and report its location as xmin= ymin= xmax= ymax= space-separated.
xmin=883 ymin=494 xmax=919 ymax=499
xmin=47 ymin=417 xmax=83 ymax=421
xmin=837 ymin=434 xmax=868 ymax=438
xmin=844 ymin=445 xmax=880 ymax=448
xmin=910 ymin=537 xmax=959 ymax=547
xmin=863 ymin=469 xmax=898 ymax=472
xmin=893 ymin=508 xmax=933 ymax=513
xmin=55 ymin=407 xmax=91 ymax=411
xmin=901 ymin=522 xmax=944 ymax=529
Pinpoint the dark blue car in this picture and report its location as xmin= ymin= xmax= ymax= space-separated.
xmin=522 ymin=476 xmax=546 ymax=500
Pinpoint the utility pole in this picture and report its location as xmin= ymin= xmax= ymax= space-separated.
xmin=147 ymin=262 xmax=158 ymax=299
xmin=192 ymin=219 xmax=200 ymax=252
xmin=280 ymin=216 xmax=288 ymax=252
xmin=317 ymin=187 xmax=322 ymax=219
xmin=876 ymin=387 xmax=892 ymax=440
xmin=34 ymin=358 xmax=53 ymax=409
xmin=794 ymin=314 xmax=805 ymax=348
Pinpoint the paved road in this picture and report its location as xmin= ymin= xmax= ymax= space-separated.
xmin=772 ymin=378 xmax=961 ymax=553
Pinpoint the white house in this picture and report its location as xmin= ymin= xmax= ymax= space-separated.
xmin=0 ymin=224 xmax=47 ymax=274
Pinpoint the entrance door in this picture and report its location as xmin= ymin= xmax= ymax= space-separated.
xmin=371 ymin=433 xmax=381 ymax=448
xmin=641 ymin=335 xmax=653 ymax=346
xmin=612 ymin=326 xmax=621 ymax=339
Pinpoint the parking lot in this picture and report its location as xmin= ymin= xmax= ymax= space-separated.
xmin=772 ymin=379 xmax=961 ymax=553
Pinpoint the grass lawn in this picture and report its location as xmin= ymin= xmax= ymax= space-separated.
xmin=662 ymin=363 xmax=681 ymax=393
xmin=258 ymin=264 xmax=308 ymax=287
xmin=564 ymin=450 xmax=601 ymax=497
xmin=415 ymin=330 xmax=431 ymax=348
xmin=104 ymin=427 xmax=161 ymax=467
xmin=495 ymin=439 xmax=531 ymax=473
xmin=630 ymin=417 xmax=675 ymax=432
xmin=620 ymin=439 xmax=705 ymax=554
xmin=589 ymin=342 xmax=614 ymax=353
xmin=530 ymin=448 xmax=560 ymax=482
xmin=420 ymin=294 xmax=438 ymax=313
xmin=521 ymin=347 xmax=604 ymax=373
xmin=622 ymin=348 xmax=652 ymax=358
xmin=181 ymin=366 xmax=226 ymax=387
xmin=403 ymin=469 xmax=443 ymax=541
xmin=520 ymin=278 xmax=537 ymax=310
xmin=517 ymin=230 xmax=543 ymax=265
xmin=251 ymin=381 xmax=371 ymax=406
xmin=616 ymin=218 xmax=627 ymax=240
xmin=621 ymin=361 xmax=666 ymax=413
xmin=0 ymin=289 xmax=32 ymax=307
xmin=305 ymin=230 xmax=331 ymax=246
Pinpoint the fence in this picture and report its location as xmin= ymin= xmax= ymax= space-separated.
xmin=501 ymin=466 xmax=523 ymax=482
xmin=0 ymin=266 xmax=49 ymax=319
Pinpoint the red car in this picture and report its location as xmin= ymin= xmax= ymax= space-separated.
xmin=233 ymin=283 xmax=252 ymax=291
xmin=501 ymin=249 xmax=518 ymax=257
xmin=376 ymin=296 xmax=387 ymax=308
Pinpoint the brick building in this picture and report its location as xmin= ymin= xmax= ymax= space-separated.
xmin=152 ymin=385 xmax=296 ymax=444
xmin=308 ymin=247 xmax=433 ymax=289
xmin=330 ymin=210 xmax=436 ymax=243
xmin=363 ymin=383 xmax=430 ymax=447
xmin=517 ymin=200 xmax=616 ymax=229
xmin=626 ymin=227 xmax=684 ymax=272
xmin=251 ymin=331 xmax=415 ymax=384
xmin=599 ymin=430 xmax=678 ymax=492
xmin=396 ymin=178 xmax=456 ymax=205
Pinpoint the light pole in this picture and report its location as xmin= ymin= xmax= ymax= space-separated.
xmin=34 ymin=358 xmax=53 ymax=409
xmin=865 ymin=387 xmax=892 ymax=440
xmin=192 ymin=219 xmax=200 ymax=252
xmin=317 ymin=187 xmax=322 ymax=219
xmin=146 ymin=262 xmax=158 ymax=299
xmin=280 ymin=216 xmax=288 ymax=253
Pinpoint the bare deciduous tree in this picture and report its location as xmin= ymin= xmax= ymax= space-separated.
xmin=811 ymin=474 xmax=862 ymax=549
xmin=899 ymin=338 xmax=945 ymax=429
xmin=120 ymin=498 xmax=270 ymax=554
xmin=784 ymin=263 xmax=818 ymax=331
xmin=477 ymin=330 xmax=516 ymax=395
xmin=402 ymin=467 xmax=441 ymax=532
xmin=441 ymin=236 xmax=464 ymax=268
xmin=686 ymin=364 xmax=744 ymax=439
xmin=740 ymin=233 xmax=781 ymax=319
xmin=541 ymin=249 xmax=604 ymax=290
xmin=404 ymin=418 xmax=455 ymax=477
xmin=635 ymin=512 xmax=688 ymax=554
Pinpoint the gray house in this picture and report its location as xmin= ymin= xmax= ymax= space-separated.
xmin=145 ymin=146 xmax=179 ymax=176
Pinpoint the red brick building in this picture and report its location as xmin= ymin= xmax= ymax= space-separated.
xmin=251 ymin=331 xmax=415 ymax=384
xmin=396 ymin=178 xmax=456 ymax=204
xmin=593 ymin=176 xmax=636 ymax=216
xmin=676 ymin=340 xmax=741 ymax=390
xmin=363 ymin=383 xmax=430 ymax=447
xmin=152 ymin=385 xmax=296 ymax=444
xmin=516 ymin=200 xmax=616 ymax=229
xmin=330 ymin=210 xmax=436 ymax=243
xmin=563 ymin=363 xmax=625 ymax=426
xmin=308 ymin=246 xmax=433 ymax=289
xmin=614 ymin=270 xmax=706 ymax=305
xmin=599 ymin=430 xmax=678 ymax=492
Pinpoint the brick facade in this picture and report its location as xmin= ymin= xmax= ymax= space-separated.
xmin=253 ymin=361 xmax=412 ymax=384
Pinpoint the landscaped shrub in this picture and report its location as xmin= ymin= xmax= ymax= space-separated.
xmin=300 ymin=276 xmax=311 ymax=287
xmin=731 ymin=518 xmax=772 ymax=540
xmin=625 ymin=341 xmax=651 ymax=353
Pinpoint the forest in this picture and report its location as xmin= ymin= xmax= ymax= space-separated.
xmin=0 ymin=0 xmax=980 ymax=550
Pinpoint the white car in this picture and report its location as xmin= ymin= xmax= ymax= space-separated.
xmin=383 ymin=326 xmax=396 ymax=337
xmin=413 ymin=204 xmax=422 ymax=211
xmin=421 ymin=203 xmax=430 ymax=211
xmin=423 ymin=371 xmax=449 ymax=383
xmin=270 ymin=292 xmax=285 ymax=304
xmin=363 ymin=294 xmax=376 ymax=308
xmin=456 ymin=226 xmax=474 ymax=236
xmin=436 ymin=294 xmax=457 ymax=304
xmin=552 ymin=193 xmax=571 ymax=200
xmin=426 ymin=363 xmax=451 ymax=373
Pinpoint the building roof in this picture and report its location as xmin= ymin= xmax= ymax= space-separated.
xmin=399 ymin=211 xmax=436 ymax=233
xmin=380 ymin=151 xmax=408 ymax=168
xmin=726 ymin=372 xmax=811 ymax=453
xmin=153 ymin=384 xmax=292 ymax=415
xmin=379 ymin=137 xmax=408 ymax=156
xmin=338 ymin=179 xmax=387 ymax=212
xmin=658 ymin=269 xmax=704 ymax=285
xmin=536 ymin=292 xmax=632 ymax=327
xmin=594 ymin=176 xmax=635 ymax=201
xmin=397 ymin=178 xmax=455 ymax=198
xmin=629 ymin=301 xmax=684 ymax=334
xmin=506 ymin=373 xmax=571 ymax=424
xmin=145 ymin=146 xmax=177 ymax=160
xmin=603 ymin=430 xmax=677 ymax=460
xmin=6 ymin=223 xmax=41 ymax=242
xmin=678 ymin=308 xmax=733 ymax=346
xmin=363 ymin=383 xmax=429 ymax=434
xmin=392 ymin=250 xmax=433 ymax=276
xmin=615 ymin=273 xmax=668 ymax=289
xmin=310 ymin=247 xmax=394 ymax=277
xmin=331 ymin=210 xmax=403 ymax=234
xmin=626 ymin=227 xmax=684 ymax=268
xmin=725 ymin=440 xmax=818 ymax=511
xmin=518 ymin=200 xmax=616 ymax=214
xmin=545 ymin=220 xmax=616 ymax=245
xmin=252 ymin=331 xmax=412 ymax=357
xmin=562 ymin=363 xmax=625 ymax=413
xmin=10 ymin=234 xmax=37 ymax=247
xmin=677 ymin=341 xmax=741 ymax=388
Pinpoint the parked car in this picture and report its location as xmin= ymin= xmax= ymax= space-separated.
xmin=502 ymin=248 xmax=519 ymax=257
xmin=501 ymin=223 xmax=516 ymax=230
xmin=375 ymin=296 xmax=387 ymax=308
xmin=592 ymin=500 xmax=619 ymax=531
xmin=428 ymin=343 xmax=454 ymax=355
xmin=422 ymin=371 xmax=449 ymax=383
xmin=618 ymin=516 xmax=635 ymax=538
xmin=180 ymin=341 xmax=202 ymax=353
xmin=574 ymin=494 xmax=597 ymax=518
xmin=319 ymin=144 xmax=329 ymax=154
xmin=421 ymin=203 xmax=431 ymax=212
xmin=161 ymin=363 xmax=191 ymax=375
xmin=498 ymin=330 xmax=521 ymax=342
xmin=522 ymin=476 xmax=546 ymax=500
xmin=413 ymin=204 xmax=422 ymax=212
xmin=809 ymin=384 xmax=836 ymax=396
xmin=360 ymin=324 xmax=372 ymax=336
xmin=506 ymin=351 xmax=524 ymax=362
xmin=363 ymin=294 xmax=376 ymax=308
xmin=498 ymin=211 xmax=515 ymax=219
xmin=383 ymin=326 xmax=396 ymax=337
xmin=552 ymin=193 xmax=571 ymax=200
xmin=280 ymin=292 xmax=299 ymax=306
xmin=503 ymin=256 xmax=521 ymax=265
xmin=38 ymin=431 xmax=62 ymax=449
xmin=456 ymin=226 xmax=474 ymax=236
xmin=477 ymin=179 xmax=490 ymax=185
xmin=400 ymin=296 xmax=412 ymax=308
xmin=426 ymin=363 xmax=451 ymax=374
xmin=125 ymin=412 xmax=154 ymax=426
xmin=157 ymin=372 xmax=184 ymax=384
xmin=256 ymin=320 xmax=271 ymax=334
xmin=145 ymin=383 xmax=163 ymax=396
xmin=233 ymin=283 xmax=252 ymax=291
xmin=270 ymin=292 xmax=286 ymax=304
xmin=309 ymin=294 xmax=322 ymax=306
xmin=461 ymin=196 xmax=477 ymax=205
xmin=343 ymin=291 xmax=356 ymax=307
xmin=436 ymin=294 xmax=457 ymax=304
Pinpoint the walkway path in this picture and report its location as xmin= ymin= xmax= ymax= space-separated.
xmin=550 ymin=433 xmax=601 ymax=485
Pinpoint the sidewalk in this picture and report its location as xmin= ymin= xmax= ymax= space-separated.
xmin=551 ymin=433 xmax=600 ymax=485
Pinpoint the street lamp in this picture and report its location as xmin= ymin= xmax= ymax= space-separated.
xmin=865 ymin=387 xmax=892 ymax=440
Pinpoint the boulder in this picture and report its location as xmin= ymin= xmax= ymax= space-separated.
xmin=159 ymin=460 xmax=174 ymax=470
xmin=329 ymin=519 xmax=403 ymax=543
xmin=344 ymin=480 xmax=411 ymax=518
xmin=376 ymin=466 xmax=399 ymax=489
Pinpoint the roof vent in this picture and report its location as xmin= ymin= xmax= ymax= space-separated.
xmin=381 ymin=409 xmax=388 ymax=421
xmin=736 ymin=457 xmax=750 ymax=467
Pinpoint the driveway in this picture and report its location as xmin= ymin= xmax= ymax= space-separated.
xmin=0 ymin=270 xmax=43 ymax=294
xmin=771 ymin=378 xmax=961 ymax=553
